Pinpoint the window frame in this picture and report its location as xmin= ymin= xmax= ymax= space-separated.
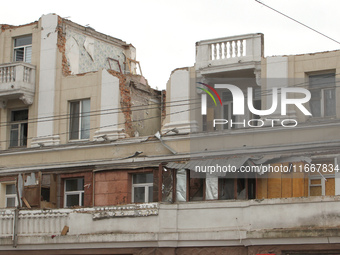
xmin=9 ymin=109 xmax=28 ymax=148
xmin=131 ymin=173 xmax=153 ymax=203
xmin=308 ymin=72 xmax=336 ymax=118
xmin=221 ymin=90 xmax=260 ymax=130
xmin=5 ymin=183 xmax=18 ymax=208
xmin=13 ymin=35 xmax=32 ymax=63
xmin=0 ymin=182 xmax=18 ymax=208
xmin=222 ymin=100 xmax=236 ymax=130
xmin=64 ymin=178 xmax=84 ymax=208
xmin=308 ymin=159 xmax=336 ymax=197
xmin=69 ymin=99 xmax=91 ymax=141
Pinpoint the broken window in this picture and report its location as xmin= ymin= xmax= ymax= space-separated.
xmin=219 ymin=178 xmax=235 ymax=200
xmin=309 ymin=73 xmax=336 ymax=117
xmin=64 ymin=178 xmax=84 ymax=207
xmin=5 ymin=184 xmax=17 ymax=208
xmin=162 ymin=167 xmax=173 ymax=202
xmin=176 ymin=169 xmax=187 ymax=202
xmin=10 ymin=109 xmax=28 ymax=147
xmin=69 ymin=99 xmax=90 ymax=140
xmin=40 ymin=174 xmax=57 ymax=208
xmin=206 ymin=177 xmax=218 ymax=200
xmin=14 ymin=35 xmax=32 ymax=63
xmin=132 ymin=173 xmax=153 ymax=203
xmin=218 ymin=177 xmax=256 ymax=200
xmin=189 ymin=176 xmax=204 ymax=201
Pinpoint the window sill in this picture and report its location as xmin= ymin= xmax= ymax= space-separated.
xmin=68 ymin=139 xmax=90 ymax=144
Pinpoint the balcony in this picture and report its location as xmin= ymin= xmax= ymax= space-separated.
xmin=1 ymin=197 xmax=340 ymax=249
xmin=195 ymin=33 xmax=263 ymax=77
xmin=0 ymin=62 xmax=36 ymax=107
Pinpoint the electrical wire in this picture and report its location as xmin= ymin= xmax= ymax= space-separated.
xmin=1 ymin=70 xmax=339 ymax=127
xmin=0 ymin=99 xmax=201 ymax=128
xmin=0 ymin=105 xmax=201 ymax=144
xmin=255 ymin=0 xmax=340 ymax=45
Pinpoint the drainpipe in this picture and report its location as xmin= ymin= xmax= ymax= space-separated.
xmin=154 ymin=131 xmax=177 ymax=155
xmin=13 ymin=208 xmax=18 ymax=248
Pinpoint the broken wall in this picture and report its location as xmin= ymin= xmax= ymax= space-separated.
xmin=64 ymin=27 xmax=126 ymax=75
xmin=128 ymin=76 xmax=161 ymax=137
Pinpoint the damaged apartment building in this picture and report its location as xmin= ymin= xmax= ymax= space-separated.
xmin=1 ymin=13 xmax=340 ymax=255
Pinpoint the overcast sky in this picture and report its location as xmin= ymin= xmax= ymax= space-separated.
xmin=1 ymin=0 xmax=340 ymax=90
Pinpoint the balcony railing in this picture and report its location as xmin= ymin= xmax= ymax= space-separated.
xmin=1 ymin=197 xmax=340 ymax=248
xmin=0 ymin=62 xmax=36 ymax=105
xmin=195 ymin=33 xmax=264 ymax=74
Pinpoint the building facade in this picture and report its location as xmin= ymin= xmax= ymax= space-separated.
xmin=0 ymin=14 xmax=340 ymax=255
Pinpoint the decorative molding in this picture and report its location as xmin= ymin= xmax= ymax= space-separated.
xmin=254 ymin=68 xmax=261 ymax=86
xmin=0 ymin=99 xmax=7 ymax=109
xmin=19 ymin=93 xmax=34 ymax=105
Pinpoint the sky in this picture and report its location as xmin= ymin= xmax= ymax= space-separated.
xmin=1 ymin=0 xmax=340 ymax=90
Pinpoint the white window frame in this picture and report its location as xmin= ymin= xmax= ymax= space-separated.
xmin=308 ymin=174 xmax=335 ymax=197
xmin=5 ymin=184 xmax=17 ymax=208
xmin=308 ymin=176 xmax=325 ymax=196
xmin=64 ymin=178 xmax=84 ymax=208
xmin=0 ymin=182 xmax=18 ymax=208
xmin=13 ymin=35 xmax=32 ymax=63
xmin=131 ymin=174 xmax=153 ymax=203
xmin=69 ymin=99 xmax=90 ymax=141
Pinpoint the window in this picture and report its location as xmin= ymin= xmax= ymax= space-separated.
xmin=14 ymin=35 xmax=32 ymax=63
xmin=308 ymin=160 xmax=335 ymax=196
xmin=5 ymin=184 xmax=17 ymax=208
xmin=69 ymin=99 xmax=90 ymax=140
xmin=64 ymin=178 xmax=84 ymax=207
xmin=132 ymin=173 xmax=153 ymax=203
xmin=309 ymin=176 xmax=335 ymax=196
xmin=10 ymin=109 xmax=28 ymax=147
xmin=219 ymin=177 xmax=256 ymax=200
xmin=222 ymin=92 xmax=236 ymax=129
xmin=174 ymin=169 xmax=256 ymax=202
xmin=222 ymin=90 xmax=261 ymax=130
xmin=309 ymin=73 xmax=336 ymax=117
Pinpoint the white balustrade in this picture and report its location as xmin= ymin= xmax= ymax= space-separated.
xmin=0 ymin=209 xmax=70 ymax=237
xmin=195 ymin=33 xmax=263 ymax=72
xmin=210 ymin=39 xmax=246 ymax=60
xmin=0 ymin=63 xmax=35 ymax=85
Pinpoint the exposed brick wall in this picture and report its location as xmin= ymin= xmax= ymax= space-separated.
xmin=161 ymin=90 xmax=166 ymax=122
xmin=107 ymin=70 xmax=133 ymax=137
xmin=57 ymin=16 xmax=71 ymax=76
xmin=0 ymin=176 xmax=16 ymax=182
xmin=59 ymin=171 xmax=93 ymax=208
xmin=0 ymin=21 xmax=38 ymax=32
